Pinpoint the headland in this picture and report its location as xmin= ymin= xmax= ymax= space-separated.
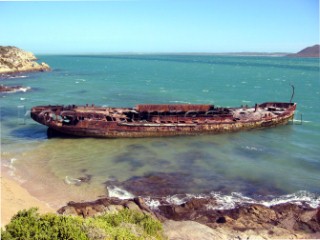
xmin=0 ymin=46 xmax=50 ymax=76
xmin=287 ymin=44 xmax=320 ymax=58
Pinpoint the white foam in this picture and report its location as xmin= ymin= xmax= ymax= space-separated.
xmin=107 ymin=186 xmax=134 ymax=199
xmin=165 ymin=195 xmax=189 ymax=205
xmin=8 ymin=75 xmax=28 ymax=79
xmin=293 ymin=119 xmax=311 ymax=123
xmin=209 ymin=191 xmax=320 ymax=209
xmin=24 ymin=110 xmax=31 ymax=117
xmin=144 ymin=191 xmax=320 ymax=210
xmin=208 ymin=192 xmax=256 ymax=210
xmin=144 ymin=197 xmax=161 ymax=209
xmin=260 ymin=191 xmax=320 ymax=208
xmin=2 ymin=158 xmax=19 ymax=179
xmin=243 ymin=146 xmax=262 ymax=152
xmin=19 ymin=87 xmax=31 ymax=92
xmin=64 ymin=176 xmax=81 ymax=185
xmin=3 ymin=86 xmax=31 ymax=93
xmin=10 ymin=158 xmax=17 ymax=164
xmin=169 ymin=100 xmax=191 ymax=104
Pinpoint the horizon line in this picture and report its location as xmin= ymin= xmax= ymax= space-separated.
xmin=35 ymin=51 xmax=292 ymax=55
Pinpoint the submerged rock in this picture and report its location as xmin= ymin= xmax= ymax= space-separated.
xmin=116 ymin=172 xmax=196 ymax=196
xmin=0 ymin=46 xmax=50 ymax=75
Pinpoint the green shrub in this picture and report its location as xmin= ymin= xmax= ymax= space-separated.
xmin=1 ymin=208 xmax=164 ymax=240
xmin=1 ymin=208 xmax=88 ymax=240
xmin=86 ymin=208 xmax=163 ymax=240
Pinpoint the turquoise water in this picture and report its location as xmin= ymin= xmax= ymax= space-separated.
xmin=1 ymin=55 xmax=319 ymax=207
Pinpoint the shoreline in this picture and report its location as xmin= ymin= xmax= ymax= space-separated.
xmin=1 ymin=174 xmax=55 ymax=228
xmin=2 ymin=165 xmax=319 ymax=239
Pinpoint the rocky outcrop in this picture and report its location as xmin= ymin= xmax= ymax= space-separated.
xmin=0 ymin=85 xmax=30 ymax=93
xmin=287 ymin=45 xmax=320 ymax=58
xmin=0 ymin=46 xmax=50 ymax=75
xmin=58 ymin=196 xmax=320 ymax=239
xmin=158 ymin=198 xmax=320 ymax=235
xmin=57 ymin=197 xmax=161 ymax=220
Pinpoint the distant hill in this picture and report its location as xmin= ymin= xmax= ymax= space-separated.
xmin=287 ymin=45 xmax=320 ymax=58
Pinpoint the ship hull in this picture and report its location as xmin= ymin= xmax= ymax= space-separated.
xmin=31 ymin=102 xmax=296 ymax=138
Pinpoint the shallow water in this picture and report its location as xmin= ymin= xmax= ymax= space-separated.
xmin=1 ymin=55 xmax=319 ymax=208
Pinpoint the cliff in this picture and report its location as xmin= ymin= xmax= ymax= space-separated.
xmin=0 ymin=46 xmax=50 ymax=75
xmin=287 ymin=44 xmax=320 ymax=58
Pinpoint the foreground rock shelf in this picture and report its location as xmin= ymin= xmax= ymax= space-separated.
xmin=58 ymin=196 xmax=320 ymax=239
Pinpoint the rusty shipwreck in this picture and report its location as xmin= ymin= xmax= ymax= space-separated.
xmin=31 ymin=101 xmax=297 ymax=138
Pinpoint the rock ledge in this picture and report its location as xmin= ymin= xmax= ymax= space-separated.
xmin=58 ymin=196 xmax=320 ymax=239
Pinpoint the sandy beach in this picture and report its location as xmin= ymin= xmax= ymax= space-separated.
xmin=1 ymin=175 xmax=54 ymax=228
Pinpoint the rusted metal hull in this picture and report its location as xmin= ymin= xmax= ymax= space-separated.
xmin=31 ymin=102 xmax=296 ymax=138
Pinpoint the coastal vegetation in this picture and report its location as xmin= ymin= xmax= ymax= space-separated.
xmin=1 ymin=208 xmax=164 ymax=240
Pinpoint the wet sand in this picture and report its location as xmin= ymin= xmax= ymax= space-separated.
xmin=1 ymin=175 xmax=54 ymax=228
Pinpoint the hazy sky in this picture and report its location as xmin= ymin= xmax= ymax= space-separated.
xmin=0 ymin=0 xmax=319 ymax=54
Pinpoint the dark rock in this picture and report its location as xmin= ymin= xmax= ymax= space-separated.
xmin=77 ymin=174 xmax=92 ymax=184
xmin=158 ymin=197 xmax=218 ymax=222
xmin=216 ymin=216 xmax=227 ymax=223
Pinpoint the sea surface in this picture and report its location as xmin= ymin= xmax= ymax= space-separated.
xmin=1 ymin=55 xmax=320 ymax=209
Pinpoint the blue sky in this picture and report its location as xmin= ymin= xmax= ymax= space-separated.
xmin=0 ymin=0 xmax=319 ymax=54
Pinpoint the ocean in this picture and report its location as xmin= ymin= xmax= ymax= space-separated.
xmin=1 ymin=55 xmax=319 ymax=209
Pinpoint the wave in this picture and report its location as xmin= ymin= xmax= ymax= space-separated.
xmin=169 ymin=100 xmax=191 ymax=104
xmin=1 ymin=158 xmax=17 ymax=177
xmin=293 ymin=119 xmax=311 ymax=123
xmin=146 ymin=191 xmax=320 ymax=210
xmin=107 ymin=185 xmax=134 ymax=199
xmin=8 ymin=75 xmax=28 ymax=79
xmin=208 ymin=191 xmax=320 ymax=209
xmin=1 ymin=157 xmax=25 ymax=183
xmin=103 ymin=185 xmax=320 ymax=210
xmin=64 ymin=176 xmax=82 ymax=185
xmin=242 ymin=145 xmax=263 ymax=152
xmin=2 ymin=86 xmax=31 ymax=94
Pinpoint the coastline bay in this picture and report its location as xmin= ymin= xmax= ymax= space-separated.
xmin=1 ymin=55 xmax=319 ymax=212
